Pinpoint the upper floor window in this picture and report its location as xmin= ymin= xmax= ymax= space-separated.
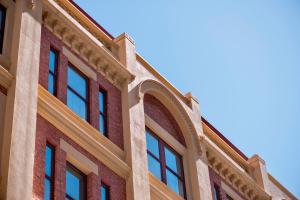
xmin=99 ymin=89 xmax=107 ymax=136
xmin=67 ymin=64 xmax=88 ymax=120
xmin=48 ymin=48 xmax=58 ymax=95
xmin=146 ymin=129 xmax=186 ymax=198
xmin=213 ymin=184 xmax=221 ymax=200
xmin=100 ymin=183 xmax=110 ymax=200
xmin=0 ymin=4 xmax=6 ymax=54
xmin=66 ymin=162 xmax=86 ymax=200
xmin=44 ymin=144 xmax=54 ymax=200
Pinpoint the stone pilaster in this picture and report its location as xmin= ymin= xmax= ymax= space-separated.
xmin=0 ymin=0 xmax=42 ymax=199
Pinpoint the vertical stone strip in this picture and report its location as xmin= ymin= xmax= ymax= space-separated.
xmin=115 ymin=33 xmax=151 ymax=200
xmin=0 ymin=1 xmax=42 ymax=199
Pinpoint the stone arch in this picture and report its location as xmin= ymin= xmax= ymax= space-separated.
xmin=138 ymin=79 xmax=202 ymax=156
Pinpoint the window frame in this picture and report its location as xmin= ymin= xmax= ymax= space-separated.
xmin=66 ymin=162 xmax=87 ymax=200
xmin=48 ymin=47 xmax=59 ymax=96
xmin=67 ymin=63 xmax=89 ymax=122
xmin=0 ymin=4 xmax=6 ymax=54
xmin=44 ymin=143 xmax=55 ymax=200
xmin=98 ymin=88 xmax=108 ymax=136
xmin=146 ymin=128 xmax=186 ymax=199
xmin=100 ymin=182 xmax=110 ymax=200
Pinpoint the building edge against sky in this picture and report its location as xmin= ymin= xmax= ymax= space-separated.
xmin=0 ymin=0 xmax=297 ymax=200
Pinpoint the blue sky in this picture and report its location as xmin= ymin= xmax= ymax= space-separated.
xmin=75 ymin=0 xmax=300 ymax=197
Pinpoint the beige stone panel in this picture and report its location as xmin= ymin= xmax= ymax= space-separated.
xmin=0 ymin=92 xmax=6 ymax=175
xmin=0 ymin=1 xmax=42 ymax=199
xmin=221 ymin=181 xmax=244 ymax=200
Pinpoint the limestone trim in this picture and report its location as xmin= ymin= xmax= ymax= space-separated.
xmin=138 ymin=79 xmax=202 ymax=155
xmin=268 ymin=174 xmax=298 ymax=200
xmin=202 ymin=121 xmax=249 ymax=170
xmin=204 ymin=136 xmax=271 ymax=200
xmin=37 ymin=85 xmax=130 ymax=178
xmin=60 ymin=139 xmax=99 ymax=175
xmin=0 ymin=65 xmax=13 ymax=89
xmin=221 ymin=181 xmax=244 ymax=200
xmin=62 ymin=47 xmax=97 ymax=81
xmin=149 ymin=173 xmax=185 ymax=200
xmin=145 ymin=114 xmax=186 ymax=155
xmin=42 ymin=0 xmax=135 ymax=89
xmin=136 ymin=54 xmax=191 ymax=108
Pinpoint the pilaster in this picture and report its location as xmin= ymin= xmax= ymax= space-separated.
xmin=0 ymin=0 xmax=42 ymax=199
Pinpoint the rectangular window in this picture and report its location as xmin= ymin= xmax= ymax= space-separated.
xmin=66 ymin=163 xmax=86 ymax=200
xmin=100 ymin=183 xmax=110 ymax=200
xmin=146 ymin=129 xmax=186 ymax=198
xmin=0 ymin=4 xmax=6 ymax=54
xmin=213 ymin=184 xmax=221 ymax=200
xmin=98 ymin=89 xmax=107 ymax=136
xmin=48 ymin=48 xmax=58 ymax=95
xmin=67 ymin=64 xmax=88 ymax=120
xmin=44 ymin=144 xmax=54 ymax=200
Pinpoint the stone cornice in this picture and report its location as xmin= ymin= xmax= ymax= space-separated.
xmin=42 ymin=0 xmax=135 ymax=89
xmin=37 ymin=85 xmax=130 ymax=178
xmin=0 ymin=64 xmax=13 ymax=89
xmin=203 ymin=136 xmax=271 ymax=200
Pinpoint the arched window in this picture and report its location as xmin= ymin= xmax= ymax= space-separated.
xmin=146 ymin=128 xmax=186 ymax=198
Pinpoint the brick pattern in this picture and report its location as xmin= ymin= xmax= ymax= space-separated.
xmin=209 ymin=167 xmax=245 ymax=200
xmin=33 ymin=115 xmax=126 ymax=200
xmin=39 ymin=27 xmax=124 ymax=149
xmin=144 ymin=94 xmax=186 ymax=146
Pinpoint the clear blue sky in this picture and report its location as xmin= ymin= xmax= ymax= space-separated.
xmin=75 ymin=0 xmax=300 ymax=197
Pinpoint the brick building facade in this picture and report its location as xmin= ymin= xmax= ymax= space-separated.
xmin=0 ymin=0 xmax=297 ymax=200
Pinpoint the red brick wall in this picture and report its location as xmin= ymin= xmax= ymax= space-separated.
xmin=209 ymin=167 xmax=245 ymax=200
xmin=39 ymin=27 xmax=123 ymax=149
xmin=144 ymin=94 xmax=186 ymax=146
xmin=33 ymin=115 xmax=126 ymax=200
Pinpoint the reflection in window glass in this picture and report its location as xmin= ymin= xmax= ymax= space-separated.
xmin=100 ymin=183 xmax=109 ymax=200
xmin=66 ymin=163 xmax=86 ymax=200
xmin=213 ymin=184 xmax=221 ymax=200
xmin=48 ymin=49 xmax=58 ymax=95
xmin=145 ymin=129 xmax=186 ymax=198
xmin=67 ymin=65 xmax=88 ymax=120
xmin=44 ymin=144 xmax=54 ymax=200
xmin=99 ymin=90 xmax=107 ymax=135
xmin=0 ymin=4 xmax=6 ymax=54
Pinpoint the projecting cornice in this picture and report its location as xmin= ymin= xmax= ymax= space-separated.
xmin=42 ymin=0 xmax=135 ymax=89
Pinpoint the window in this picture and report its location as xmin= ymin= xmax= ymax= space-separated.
xmin=226 ymin=194 xmax=234 ymax=200
xmin=98 ymin=89 xmax=107 ymax=136
xmin=100 ymin=183 xmax=110 ymax=200
xmin=48 ymin=48 xmax=58 ymax=95
xmin=44 ymin=144 xmax=54 ymax=200
xmin=0 ymin=4 xmax=6 ymax=54
xmin=67 ymin=64 xmax=88 ymax=120
xmin=66 ymin=163 xmax=86 ymax=200
xmin=146 ymin=129 xmax=186 ymax=198
xmin=213 ymin=184 xmax=221 ymax=200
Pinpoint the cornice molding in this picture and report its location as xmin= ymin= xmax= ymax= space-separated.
xmin=204 ymin=137 xmax=271 ymax=200
xmin=0 ymin=64 xmax=13 ymax=89
xmin=149 ymin=173 xmax=184 ymax=200
xmin=37 ymin=85 xmax=130 ymax=178
xmin=42 ymin=0 xmax=134 ymax=89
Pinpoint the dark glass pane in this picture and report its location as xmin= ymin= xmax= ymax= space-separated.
xmin=99 ymin=91 xmax=105 ymax=113
xmin=44 ymin=179 xmax=51 ymax=200
xmin=49 ymin=50 xmax=56 ymax=73
xmin=45 ymin=145 xmax=53 ymax=176
xmin=213 ymin=185 xmax=221 ymax=200
xmin=164 ymin=147 xmax=182 ymax=176
xmin=67 ymin=89 xmax=87 ymax=120
xmin=66 ymin=170 xmax=80 ymax=200
xmin=146 ymin=132 xmax=159 ymax=158
xmin=166 ymin=169 xmax=184 ymax=197
xmin=48 ymin=74 xmax=54 ymax=95
xmin=101 ymin=185 xmax=109 ymax=200
xmin=147 ymin=154 xmax=161 ymax=180
xmin=99 ymin=115 xmax=106 ymax=134
xmin=67 ymin=66 xmax=87 ymax=98
xmin=0 ymin=10 xmax=3 ymax=29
